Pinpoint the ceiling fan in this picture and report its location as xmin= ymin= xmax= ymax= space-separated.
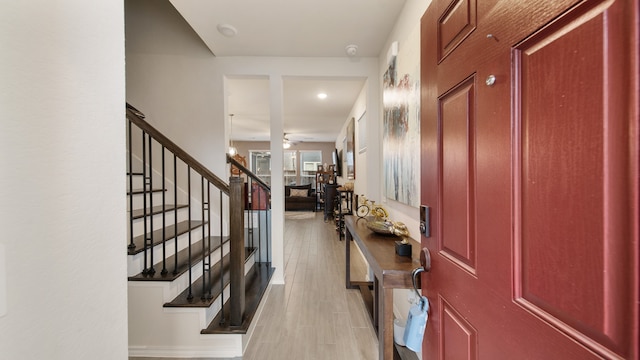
xmin=283 ymin=133 xmax=296 ymax=149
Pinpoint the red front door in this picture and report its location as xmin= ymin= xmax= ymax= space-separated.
xmin=420 ymin=0 xmax=639 ymax=358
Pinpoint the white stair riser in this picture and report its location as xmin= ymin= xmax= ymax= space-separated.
xmin=127 ymin=174 xmax=173 ymax=190
xmin=129 ymin=207 xmax=189 ymax=236
xmin=165 ymin=242 xmax=230 ymax=301
xmin=128 ymin=227 xmax=205 ymax=276
xmin=127 ymin=280 xmax=244 ymax=358
xmin=128 ymin=191 xmax=179 ymax=210
xmin=127 ymin=242 xmax=257 ymax=359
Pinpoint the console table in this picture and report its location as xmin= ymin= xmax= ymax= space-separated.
xmin=344 ymin=215 xmax=422 ymax=360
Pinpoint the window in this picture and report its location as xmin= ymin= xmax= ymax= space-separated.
xmin=299 ymin=150 xmax=322 ymax=188
xmin=250 ymin=149 xmax=322 ymax=187
xmin=249 ymin=151 xmax=271 ymax=186
xmin=284 ymin=150 xmax=297 ymax=185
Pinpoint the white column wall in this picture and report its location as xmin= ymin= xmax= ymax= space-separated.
xmin=0 ymin=1 xmax=128 ymax=359
xmin=269 ymin=75 xmax=285 ymax=283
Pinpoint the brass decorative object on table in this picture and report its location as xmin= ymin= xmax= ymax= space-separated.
xmin=356 ymin=195 xmax=389 ymax=220
xmin=365 ymin=218 xmax=410 ymax=238
xmin=364 ymin=217 xmax=412 ymax=257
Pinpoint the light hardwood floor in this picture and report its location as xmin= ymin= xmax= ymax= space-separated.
xmin=243 ymin=211 xmax=377 ymax=359
xmin=131 ymin=211 xmax=377 ymax=360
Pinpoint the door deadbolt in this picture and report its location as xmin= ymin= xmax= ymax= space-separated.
xmin=486 ymin=75 xmax=496 ymax=86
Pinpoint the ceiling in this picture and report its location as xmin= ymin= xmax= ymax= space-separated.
xmin=169 ymin=0 xmax=406 ymax=143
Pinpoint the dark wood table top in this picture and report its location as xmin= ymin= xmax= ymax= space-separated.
xmin=345 ymin=215 xmax=422 ymax=289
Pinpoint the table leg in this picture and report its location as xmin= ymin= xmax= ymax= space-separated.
xmin=377 ymin=283 xmax=394 ymax=360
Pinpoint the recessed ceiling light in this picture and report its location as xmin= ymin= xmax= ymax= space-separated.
xmin=217 ymin=24 xmax=237 ymax=37
xmin=317 ymin=93 xmax=328 ymax=99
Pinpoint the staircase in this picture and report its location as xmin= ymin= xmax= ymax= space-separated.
xmin=125 ymin=104 xmax=274 ymax=358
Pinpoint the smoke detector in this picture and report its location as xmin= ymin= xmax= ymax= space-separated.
xmin=345 ymin=44 xmax=358 ymax=57
xmin=217 ymin=24 xmax=238 ymax=37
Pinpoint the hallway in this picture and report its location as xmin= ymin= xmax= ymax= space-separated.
xmin=242 ymin=211 xmax=378 ymax=359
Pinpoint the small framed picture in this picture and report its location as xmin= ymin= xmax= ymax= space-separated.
xmin=317 ymin=164 xmax=324 ymax=172
xmin=328 ymin=164 xmax=336 ymax=173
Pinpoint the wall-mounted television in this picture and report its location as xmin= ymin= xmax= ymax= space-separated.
xmin=332 ymin=148 xmax=342 ymax=177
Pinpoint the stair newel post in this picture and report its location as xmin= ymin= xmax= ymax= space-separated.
xmin=147 ymin=135 xmax=155 ymax=275
xmin=161 ymin=146 xmax=167 ymax=276
xmin=187 ymin=165 xmax=193 ymax=301
xmin=173 ymin=154 xmax=178 ymax=275
xmin=127 ymin=119 xmax=136 ymax=251
xmin=229 ymin=176 xmax=245 ymax=326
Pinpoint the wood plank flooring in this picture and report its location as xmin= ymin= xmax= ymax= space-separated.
xmin=130 ymin=211 xmax=377 ymax=360
xmin=243 ymin=211 xmax=377 ymax=359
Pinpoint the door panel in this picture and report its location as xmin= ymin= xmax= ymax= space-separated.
xmin=421 ymin=0 xmax=639 ymax=358
xmin=441 ymin=296 xmax=477 ymax=360
xmin=439 ymin=76 xmax=477 ymax=274
xmin=513 ymin=2 xmax=632 ymax=355
xmin=437 ymin=0 xmax=477 ymax=62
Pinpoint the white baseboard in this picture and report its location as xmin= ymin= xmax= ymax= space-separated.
xmin=129 ymin=338 xmax=242 ymax=358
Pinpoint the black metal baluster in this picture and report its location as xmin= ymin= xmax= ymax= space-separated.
xmin=147 ymin=136 xmax=155 ymax=275
xmin=246 ymin=181 xmax=251 ymax=251
xmin=173 ymin=154 xmax=178 ymax=275
xmin=142 ymin=132 xmax=149 ymax=275
xmin=206 ymin=182 xmax=212 ymax=299
xmin=266 ymin=189 xmax=271 ymax=265
xmin=161 ymin=145 xmax=168 ymax=276
xmin=128 ymin=120 xmax=135 ymax=251
xmin=257 ymin=187 xmax=262 ymax=263
xmin=250 ymin=180 xmax=255 ymax=250
xmin=187 ymin=166 xmax=193 ymax=301
xmin=219 ymin=189 xmax=225 ymax=324
xmin=258 ymin=187 xmax=263 ymax=263
xmin=201 ymin=176 xmax=208 ymax=300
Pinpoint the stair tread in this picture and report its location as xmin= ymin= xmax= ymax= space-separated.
xmin=131 ymin=203 xmax=189 ymax=219
xmin=128 ymin=220 xmax=205 ymax=255
xmin=163 ymin=247 xmax=257 ymax=308
xmin=127 ymin=188 xmax=166 ymax=195
xmin=128 ymin=236 xmax=229 ymax=281
xmin=201 ymin=262 xmax=274 ymax=334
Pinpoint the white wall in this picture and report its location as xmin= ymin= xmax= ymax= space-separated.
xmin=339 ymin=0 xmax=431 ymax=232
xmin=0 ymin=1 xmax=128 ymax=359
xmin=125 ymin=0 xmax=223 ymax=176
xmin=377 ymin=0 xmax=431 ymax=234
xmin=377 ymin=1 xmax=432 ymax=355
xmin=336 ymin=85 xmax=367 ymax=193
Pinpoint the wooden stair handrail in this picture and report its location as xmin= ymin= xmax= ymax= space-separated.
xmin=126 ymin=105 xmax=229 ymax=195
